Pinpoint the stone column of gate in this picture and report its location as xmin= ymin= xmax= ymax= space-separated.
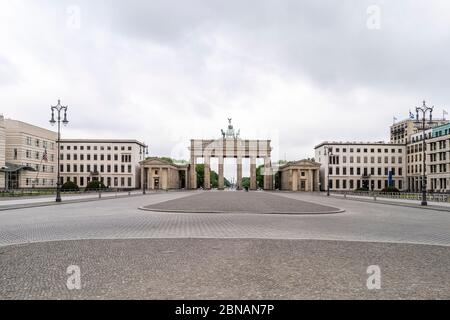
xmin=263 ymin=157 xmax=272 ymax=190
xmin=190 ymin=156 xmax=197 ymax=189
xmin=204 ymin=156 xmax=211 ymax=190
xmin=250 ymin=156 xmax=257 ymax=190
xmin=236 ymin=156 xmax=243 ymax=190
xmin=218 ymin=156 xmax=224 ymax=190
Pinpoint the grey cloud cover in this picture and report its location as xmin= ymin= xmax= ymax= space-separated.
xmin=1 ymin=0 xmax=450 ymax=176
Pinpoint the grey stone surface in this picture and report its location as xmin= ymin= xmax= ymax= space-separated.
xmin=0 ymin=191 xmax=450 ymax=247
xmin=142 ymin=191 xmax=342 ymax=214
xmin=0 ymin=238 xmax=448 ymax=300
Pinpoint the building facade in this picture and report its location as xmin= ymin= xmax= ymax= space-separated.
xmin=390 ymin=119 xmax=447 ymax=144
xmin=59 ymin=139 xmax=147 ymax=189
xmin=0 ymin=116 xmax=6 ymax=189
xmin=2 ymin=119 xmax=57 ymax=189
xmin=277 ymin=160 xmax=320 ymax=191
xmin=315 ymin=142 xmax=407 ymax=191
xmin=427 ymin=123 xmax=450 ymax=192
xmin=140 ymin=158 xmax=188 ymax=190
xmin=406 ymin=129 xmax=431 ymax=192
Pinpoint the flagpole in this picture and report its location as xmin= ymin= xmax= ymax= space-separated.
xmin=34 ymin=157 xmax=44 ymax=188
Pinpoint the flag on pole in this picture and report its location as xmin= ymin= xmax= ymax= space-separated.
xmin=42 ymin=148 xmax=48 ymax=162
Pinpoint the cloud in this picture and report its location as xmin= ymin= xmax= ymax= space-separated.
xmin=1 ymin=0 xmax=450 ymax=178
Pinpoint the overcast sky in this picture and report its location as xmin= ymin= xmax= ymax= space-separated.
xmin=1 ymin=0 xmax=450 ymax=176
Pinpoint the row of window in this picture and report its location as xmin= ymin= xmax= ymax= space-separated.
xmin=429 ymin=140 xmax=448 ymax=151
xmin=60 ymin=153 xmax=132 ymax=162
xmin=429 ymin=164 xmax=448 ymax=174
xmin=407 ymin=153 xmax=423 ymax=163
xmin=65 ymin=176 xmax=133 ymax=188
xmin=25 ymin=178 xmax=55 ymax=186
xmin=323 ymin=147 xmax=403 ymax=154
xmin=407 ymin=144 xmax=424 ymax=154
xmin=26 ymin=137 xmax=55 ymax=150
xmin=408 ymin=164 xmax=423 ymax=174
xmin=23 ymin=150 xmax=55 ymax=161
xmin=329 ymin=179 xmax=403 ymax=190
xmin=61 ymin=145 xmax=133 ymax=151
xmin=60 ymin=164 xmax=133 ymax=174
xmin=327 ymin=155 xmax=403 ymax=165
xmin=429 ymin=152 xmax=447 ymax=162
xmin=328 ymin=166 xmax=402 ymax=176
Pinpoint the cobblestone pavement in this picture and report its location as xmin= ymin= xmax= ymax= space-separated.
xmin=1 ymin=238 xmax=448 ymax=299
xmin=1 ymin=191 xmax=450 ymax=299
xmin=0 ymin=191 xmax=450 ymax=247
xmin=143 ymin=191 xmax=342 ymax=213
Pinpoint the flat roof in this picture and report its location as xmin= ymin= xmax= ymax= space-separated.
xmin=314 ymin=141 xmax=406 ymax=149
xmin=60 ymin=139 xmax=147 ymax=147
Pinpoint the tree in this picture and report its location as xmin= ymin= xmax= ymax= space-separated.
xmin=61 ymin=181 xmax=79 ymax=192
xmin=241 ymin=177 xmax=250 ymax=189
xmin=256 ymin=165 xmax=264 ymax=189
xmin=196 ymin=164 xmax=232 ymax=188
xmin=85 ymin=180 xmax=107 ymax=191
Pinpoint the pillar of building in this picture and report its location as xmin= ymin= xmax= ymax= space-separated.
xmin=190 ymin=156 xmax=197 ymax=189
xmin=263 ymin=157 xmax=271 ymax=190
xmin=218 ymin=156 xmax=224 ymax=190
xmin=315 ymin=169 xmax=320 ymax=191
xmin=236 ymin=156 xmax=243 ymax=190
xmin=250 ymin=157 xmax=257 ymax=190
xmin=309 ymin=169 xmax=314 ymax=192
xmin=140 ymin=166 xmax=145 ymax=190
xmin=204 ymin=156 xmax=211 ymax=190
xmin=291 ymin=169 xmax=297 ymax=191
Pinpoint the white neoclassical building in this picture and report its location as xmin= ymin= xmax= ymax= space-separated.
xmin=59 ymin=139 xmax=147 ymax=189
xmin=315 ymin=142 xmax=407 ymax=191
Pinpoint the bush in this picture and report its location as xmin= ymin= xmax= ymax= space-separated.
xmin=61 ymin=181 xmax=79 ymax=192
xmin=355 ymin=187 xmax=369 ymax=192
xmin=85 ymin=180 xmax=107 ymax=191
xmin=381 ymin=186 xmax=400 ymax=193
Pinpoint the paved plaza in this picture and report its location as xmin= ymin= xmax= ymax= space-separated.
xmin=0 ymin=191 xmax=450 ymax=299
xmin=142 ymin=191 xmax=342 ymax=214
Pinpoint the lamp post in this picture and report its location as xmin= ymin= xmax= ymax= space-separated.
xmin=50 ymin=100 xmax=69 ymax=202
xmin=140 ymin=145 xmax=149 ymax=194
xmin=415 ymin=100 xmax=433 ymax=206
xmin=325 ymin=146 xmax=333 ymax=196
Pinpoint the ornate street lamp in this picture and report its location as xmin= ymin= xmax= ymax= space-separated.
xmin=50 ymin=99 xmax=69 ymax=202
xmin=325 ymin=146 xmax=333 ymax=196
xmin=415 ymin=100 xmax=433 ymax=206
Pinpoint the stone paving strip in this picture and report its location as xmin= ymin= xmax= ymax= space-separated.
xmin=141 ymin=191 xmax=344 ymax=214
xmin=0 ymin=238 xmax=448 ymax=300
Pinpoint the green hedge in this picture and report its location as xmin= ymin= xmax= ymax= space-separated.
xmin=61 ymin=181 xmax=79 ymax=191
xmin=85 ymin=180 xmax=107 ymax=191
xmin=381 ymin=186 xmax=400 ymax=193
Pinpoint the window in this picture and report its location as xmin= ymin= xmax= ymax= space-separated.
xmin=26 ymin=137 xmax=32 ymax=145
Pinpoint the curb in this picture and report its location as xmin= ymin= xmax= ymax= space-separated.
xmin=138 ymin=206 xmax=345 ymax=215
xmin=332 ymin=195 xmax=450 ymax=213
xmin=0 ymin=193 xmax=149 ymax=212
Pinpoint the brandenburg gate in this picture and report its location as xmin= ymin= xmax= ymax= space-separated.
xmin=189 ymin=119 xmax=273 ymax=190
